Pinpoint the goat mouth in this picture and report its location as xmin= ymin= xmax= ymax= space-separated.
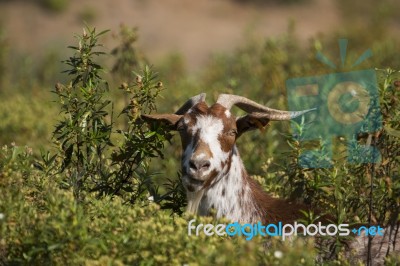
xmin=186 ymin=175 xmax=205 ymax=185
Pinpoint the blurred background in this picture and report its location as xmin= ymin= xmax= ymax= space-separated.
xmin=2 ymin=0 xmax=398 ymax=72
xmin=0 ymin=0 xmax=342 ymax=72
xmin=0 ymin=0 xmax=399 ymax=173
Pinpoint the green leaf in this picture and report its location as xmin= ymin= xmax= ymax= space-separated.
xmin=144 ymin=131 xmax=156 ymax=139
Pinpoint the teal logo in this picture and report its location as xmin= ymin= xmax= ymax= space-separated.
xmin=286 ymin=39 xmax=382 ymax=168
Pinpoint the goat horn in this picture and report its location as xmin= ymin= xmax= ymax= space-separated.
xmin=175 ymin=93 xmax=206 ymax=115
xmin=216 ymin=94 xmax=315 ymax=120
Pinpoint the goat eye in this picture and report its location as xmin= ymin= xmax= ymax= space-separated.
xmin=177 ymin=123 xmax=186 ymax=132
xmin=226 ymin=129 xmax=237 ymax=137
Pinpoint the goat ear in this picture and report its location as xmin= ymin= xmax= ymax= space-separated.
xmin=236 ymin=115 xmax=270 ymax=137
xmin=141 ymin=114 xmax=182 ymax=130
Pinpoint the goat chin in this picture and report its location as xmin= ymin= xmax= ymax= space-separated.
xmin=186 ymin=190 xmax=205 ymax=214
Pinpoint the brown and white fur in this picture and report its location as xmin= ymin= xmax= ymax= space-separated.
xmin=143 ymin=93 xmax=399 ymax=265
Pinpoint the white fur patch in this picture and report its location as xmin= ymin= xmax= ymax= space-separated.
xmin=195 ymin=153 xmax=206 ymax=160
xmin=224 ymin=109 xmax=231 ymax=118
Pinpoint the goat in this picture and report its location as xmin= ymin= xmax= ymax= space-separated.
xmin=143 ymin=93 xmax=399 ymax=264
xmin=143 ymin=93 xmax=312 ymax=224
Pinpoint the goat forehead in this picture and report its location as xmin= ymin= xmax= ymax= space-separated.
xmin=186 ymin=103 xmax=235 ymax=127
xmin=192 ymin=115 xmax=223 ymax=136
xmin=190 ymin=116 xmax=230 ymax=168
xmin=182 ymin=104 xmax=236 ymax=151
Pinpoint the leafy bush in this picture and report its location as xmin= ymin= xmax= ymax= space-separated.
xmin=0 ymin=145 xmax=317 ymax=265
xmin=39 ymin=27 xmax=174 ymax=207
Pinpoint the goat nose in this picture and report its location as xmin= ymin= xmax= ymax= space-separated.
xmin=189 ymin=159 xmax=211 ymax=171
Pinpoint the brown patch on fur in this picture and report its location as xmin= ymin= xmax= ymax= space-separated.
xmin=202 ymin=169 xmax=219 ymax=189
xmin=194 ymin=140 xmax=213 ymax=159
xmin=242 ymin=171 xmax=308 ymax=224
xmin=224 ymin=155 xmax=233 ymax=174
xmin=188 ymin=102 xmax=209 ymax=117
xmin=218 ymin=133 xmax=237 ymax=153
xmin=202 ymin=103 xmax=225 ymax=117
xmin=208 ymin=103 xmax=237 ymax=153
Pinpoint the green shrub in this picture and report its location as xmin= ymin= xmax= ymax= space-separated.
xmin=41 ymin=27 xmax=174 ymax=207
xmin=1 ymin=144 xmax=319 ymax=265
